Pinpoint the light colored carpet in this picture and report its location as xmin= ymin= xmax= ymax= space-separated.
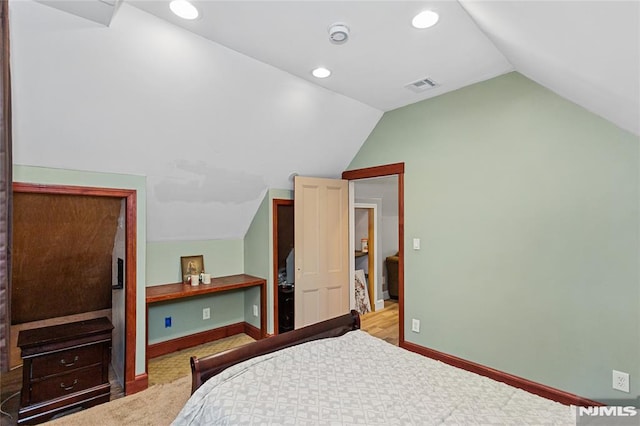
xmin=44 ymin=333 xmax=255 ymax=425
xmin=46 ymin=375 xmax=191 ymax=426
xmin=40 ymin=309 xmax=398 ymax=425
xmin=148 ymin=333 xmax=255 ymax=385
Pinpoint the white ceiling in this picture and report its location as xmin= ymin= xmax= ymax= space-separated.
xmin=128 ymin=0 xmax=514 ymax=112
xmin=127 ymin=0 xmax=639 ymax=135
xmin=10 ymin=0 xmax=639 ymax=242
xmin=460 ymin=0 xmax=640 ymax=137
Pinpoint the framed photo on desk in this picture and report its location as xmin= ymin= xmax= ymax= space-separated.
xmin=181 ymin=255 xmax=204 ymax=283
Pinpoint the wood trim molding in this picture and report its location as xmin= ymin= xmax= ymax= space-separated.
xmin=12 ymin=183 xmax=139 ymax=395
xmin=0 ymin=0 xmax=12 ymax=374
xmin=125 ymin=373 xmax=148 ymax=395
xmin=397 ymin=172 xmax=404 ymax=344
xmin=124 ymin=190 xmax=137 ymax=394
xmin=12 ymin=183 xmax=134 ymax=198
xmin=342 ymin=162 xmax=404 ymax=181
xmin=272 ymin=198 xmax=293 ymax=335
xmin=367 ymin=208 xmax=375 ymax=309
xmin=342 ymin=163 xmax=405 ymax=344
xmin=243 ymin=322 xmax=262 ymax=341
xmin=147 ymin=322 xmax=246 ymax=359
xmin=401 ymin=341 xmax=604 ymax=407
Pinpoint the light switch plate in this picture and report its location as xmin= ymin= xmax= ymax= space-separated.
xmin=413 ymin=238 xmax=421 ymax=250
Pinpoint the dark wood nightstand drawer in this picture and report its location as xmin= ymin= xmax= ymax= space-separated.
xmin=29 ymin=365 xmax=103 ymax=404
xmin=18 ymin=318 xmax=113 ymax=424
xmin=30 ymin=344 xmax=102 ymax=379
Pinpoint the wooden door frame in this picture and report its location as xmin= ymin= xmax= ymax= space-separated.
xmin=354 ymin=203 xmax=377 ymax=311
xmin=342 ymin=163 xmax=405 ymax=344
xmin=12 ymin=182 xmax=139 ymax=393
xmin=272 ymin=198 xmax=293 ymax=335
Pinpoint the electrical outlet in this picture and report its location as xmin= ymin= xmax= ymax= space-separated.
xmin=253 ymin=304 xmax=259 ymax=317
xmin=613 ymin=370 xmax=630 ymax=393
xmin=202 ymin=307 xmax=210 ymax=320
xmin=164 ymin=317 xmax=171 ymax=328
xmin=411 ymin=318 xmax=420 ymax=333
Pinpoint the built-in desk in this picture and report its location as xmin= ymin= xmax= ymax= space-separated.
xmin=145 ymin=274 xmax=266 ymax=359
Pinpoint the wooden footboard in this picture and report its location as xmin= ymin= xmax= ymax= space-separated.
xmin=190 ymin=310 xmax=361 ymax=394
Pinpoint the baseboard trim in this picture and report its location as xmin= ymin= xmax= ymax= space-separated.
xmin=243 ymin=322 xmax=263 ymax=340
xmin=126 ymin=373 xmax=148 ymax=395
xmin=147 ymin=322 xmax=245 ymax=359
xmin=400 ymin=341 xmax=603 ymax=407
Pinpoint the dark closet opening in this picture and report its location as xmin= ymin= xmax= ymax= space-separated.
xmin=11 ymin=183 xmax=138 ymax=394
xmin=12 ymin=192 xmax=121 ymax=324
xmin=272 ymin=199 xmax=294 ymax=334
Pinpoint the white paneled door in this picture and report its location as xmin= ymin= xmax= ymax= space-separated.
xmin=294 ymin=176 xmax=349 ymax=328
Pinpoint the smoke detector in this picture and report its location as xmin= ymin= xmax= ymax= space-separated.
xmin=328 ymin=23 xmax=350 ymax=44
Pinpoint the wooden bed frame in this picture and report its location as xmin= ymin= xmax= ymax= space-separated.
xmin=190 ymin=310 xmax=361 ymax=394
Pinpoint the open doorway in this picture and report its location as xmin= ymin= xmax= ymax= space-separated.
xmin=273 ymin=163 xmax=404 ymax=342
xmin=354 ymin=177 xmax=399 ymax=303
xmin=343 ymin=163 xmax=404 ymax=346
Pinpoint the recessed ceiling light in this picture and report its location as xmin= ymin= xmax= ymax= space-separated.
xmin=170 ymin=0 xmax=199 ymax=20
xmin=412 ymin=10 xmax=439 ymax=29
xmin=312 ymin=67 xmax=331 ymax=79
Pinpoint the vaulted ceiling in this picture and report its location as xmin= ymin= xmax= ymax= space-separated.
xmin=10 ymin=1 xmax=639 ymax=241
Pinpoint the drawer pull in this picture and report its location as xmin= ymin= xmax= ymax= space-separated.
xmin=60 ymin=379 xmax=79 ymax=391
xmin=59 ymin=355 xmax=79 ymax=367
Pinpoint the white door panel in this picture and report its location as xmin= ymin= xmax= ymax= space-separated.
xmin=294 ymin=176 xmax=349 ymax=328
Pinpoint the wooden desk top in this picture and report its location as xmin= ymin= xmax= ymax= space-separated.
xmin=146 ymin=274 xmax=266 ymax=304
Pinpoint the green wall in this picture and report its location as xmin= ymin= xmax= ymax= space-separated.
xmin=244 ymin=188 xmax=293 ymax=334
xmin=348 ymin=72 xmax=639 ymax=405
xmin=13 ymin=165 xmax=148 ymax=375
xmin=147 ymin=290 xmax=245 ymax=344
xmin=146 ymin=239 xmax=243 ymax=285
xmin=146 ymin=239 xmax=246 ymax=343
xmin=243 ymin=191 xmax=270 ymax=330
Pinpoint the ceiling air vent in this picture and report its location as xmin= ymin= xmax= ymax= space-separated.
xmin=405 ymin=77 xmax=439 ymax=93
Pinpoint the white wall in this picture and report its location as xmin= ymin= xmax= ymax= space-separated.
xmin=9 ymin=0 xmax=382 ymax=242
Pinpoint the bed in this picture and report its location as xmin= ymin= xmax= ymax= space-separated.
xmin=173 ymin=311 xmax=574 ymax=425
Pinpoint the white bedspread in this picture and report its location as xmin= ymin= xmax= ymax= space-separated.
xmin=173 ymin=330 xmax=574 ymax=425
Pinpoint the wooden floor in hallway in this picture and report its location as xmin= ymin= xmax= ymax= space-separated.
xmin=360 ymin=299 xmax=399 ymax=345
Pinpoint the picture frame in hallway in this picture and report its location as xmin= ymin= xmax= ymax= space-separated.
xmin=181 ymin=255 xmax=204 ymax=283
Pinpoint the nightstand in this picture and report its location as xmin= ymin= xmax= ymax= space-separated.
xmin=17 ymin=317 xmax=113 ymax=424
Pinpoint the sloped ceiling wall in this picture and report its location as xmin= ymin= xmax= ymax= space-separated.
xmin=10 ymin=0 xmax=638 ymax=243
xmin=10 ymin=1 xmax=382 ymax=241
xmin=460 ymin=0 xmax=639 ymax=136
